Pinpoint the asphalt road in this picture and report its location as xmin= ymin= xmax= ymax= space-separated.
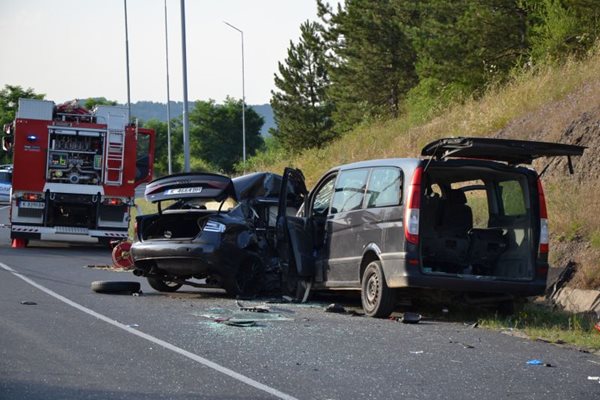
xmin=1 ymin=204 xmax=599 ymax=400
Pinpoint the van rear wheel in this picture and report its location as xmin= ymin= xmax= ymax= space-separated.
xmin=361 ymin=261 xmax=396 ymax=318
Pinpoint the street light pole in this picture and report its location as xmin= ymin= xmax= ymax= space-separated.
xmin=124 ymin=0 xmax=131 ymax=121
xmin=180 ymin=0 xmax=190 ymax=172
xmin=164 ymin=0 xmax=172 ymax=175
xmin=224 ymin=21 xmax=246 ymax=166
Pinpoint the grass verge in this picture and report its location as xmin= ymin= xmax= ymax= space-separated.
xmin=477 ymin=302 xmax=600 ymax=352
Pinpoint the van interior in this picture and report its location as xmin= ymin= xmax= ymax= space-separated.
xmin=420 ymin=165 xmax=535 ymax=281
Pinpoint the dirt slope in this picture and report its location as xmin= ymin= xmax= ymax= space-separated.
xmin=494 ymin=79 xmax=600 ymax=289
xmin=494 ymin=79 xmax=600 ymax=181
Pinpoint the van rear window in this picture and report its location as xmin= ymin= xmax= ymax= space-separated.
xmin=499 ymin=180 xmax=526 ymax=216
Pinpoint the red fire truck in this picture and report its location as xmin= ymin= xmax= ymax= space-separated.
xmin=2 ymin=98 xmax=155 ymax=247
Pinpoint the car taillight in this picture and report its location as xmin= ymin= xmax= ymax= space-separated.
xmin=537 ymin=178 xmax=549 ymax=254
xmin=404 ymin=167 xmax=422 ymax=245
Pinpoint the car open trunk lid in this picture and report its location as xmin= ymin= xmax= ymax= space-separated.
xmin=422 ymin=137 xmax=585 ymax=165
xmin=144 ymin=173 xmax=236 ymax=203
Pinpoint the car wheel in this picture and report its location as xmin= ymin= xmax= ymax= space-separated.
xmin=361 ymin=260 xmax=396 ymax=318
xmin=147 ymin=277 xmax=183 ymax=292
xmin=91 ymin=281 xmax=141 ymax=294
xmin=224 ymin=257 xmax=261 ymax=297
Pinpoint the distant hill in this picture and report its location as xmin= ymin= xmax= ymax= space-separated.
xmin=130 ymin=101 xmax=275 ymax=135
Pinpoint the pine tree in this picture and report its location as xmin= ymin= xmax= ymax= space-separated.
xmin=270 ymin=20 xmax=335 ymax=152
xmin=410 ymin=0 xmax=529 ymax=99
xmin=317 ymin=0 xmax=418 ymax=131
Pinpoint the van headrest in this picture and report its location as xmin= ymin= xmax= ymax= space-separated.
xmin=446 ymin=189 xmax=467 ymax=204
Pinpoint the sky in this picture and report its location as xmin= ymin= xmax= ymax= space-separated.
xmin=0 ymin=0 xmax=335 ymax=106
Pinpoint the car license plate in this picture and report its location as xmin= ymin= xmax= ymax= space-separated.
xmin=20 ymin=201 xmax=45 ymax=209
xmin=166 ymin=187 xmax=203 ymax=195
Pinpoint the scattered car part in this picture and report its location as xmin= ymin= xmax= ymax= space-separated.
xmin=324 ymin=303 xmax=347 ymax=313
xmin=236 ymin=300 xmax=270 ymax=313
xmin=401 ymin=312 xmax=422 ymax=324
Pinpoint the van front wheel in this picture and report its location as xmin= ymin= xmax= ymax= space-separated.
xmin=361 ymin=261 xmax=396 ymax=318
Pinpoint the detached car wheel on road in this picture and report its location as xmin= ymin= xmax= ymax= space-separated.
xmin=91 ymin=281 xmax=141 ymax=294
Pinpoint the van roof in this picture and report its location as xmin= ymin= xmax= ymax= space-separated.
xmin=330 ymin=158 xmax=422 ymax=173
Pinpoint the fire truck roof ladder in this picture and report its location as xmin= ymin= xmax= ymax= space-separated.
xmin=104 ymin=128 xmax=125 ymax=186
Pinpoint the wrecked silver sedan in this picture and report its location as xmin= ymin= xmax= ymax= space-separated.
xmin=130 ymin=172 xmax=305 ymax=296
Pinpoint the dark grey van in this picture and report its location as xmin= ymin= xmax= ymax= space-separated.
xmin=277 ymin=137 xmax=585 ymax=317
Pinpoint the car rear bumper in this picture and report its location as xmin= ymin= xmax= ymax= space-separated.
xmin=131 ymin=239 xmax=237 ymax=277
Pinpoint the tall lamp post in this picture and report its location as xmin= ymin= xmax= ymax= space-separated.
xmin=124 ymin=0 xmax=131 ymax=121
xmin=164 ymin=0 xmax=172 ymax=175
xmin=224 ymin=21 xmax=246 ymax=166
xmin=180 ymin=0 xmax=190 ymax=172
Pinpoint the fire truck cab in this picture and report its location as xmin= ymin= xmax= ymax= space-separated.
xmin=3 ymin=98 xmax=155 ymax=246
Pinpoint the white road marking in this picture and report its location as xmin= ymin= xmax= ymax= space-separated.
xmin=0 ymin=262 xmax=299 ymax=400
xmin=0 ymin=205 xmax=10 ymax=210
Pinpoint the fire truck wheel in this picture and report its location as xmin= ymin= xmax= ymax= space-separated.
xmin=91 ymin=281 xmax=141 ymax=294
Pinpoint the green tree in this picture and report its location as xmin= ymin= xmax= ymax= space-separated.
xmin=0 ymin=85 xmax=45 ymax=127
xmin=189 ymin=98 xmax=264 ymax=173
xmin=318 ymin=0 xmax=418 ymax=131
xmin=409 ymin=1 xmax=528 ymax=100
xmin=0 ymin=85 xmax=45 ymax=164
xmin=144 ymin=119 xmax=169 ymax=176
xmin=524 ymin=0 xmax=600 ymax=61
xmin=271 ymin=20 xmax=335 ymax=152
xmin=84 ymin=97 xmax=118 ymax=110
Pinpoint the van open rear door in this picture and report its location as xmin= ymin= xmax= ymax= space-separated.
xmin=422 ymin=137 xmax=585 ymax=165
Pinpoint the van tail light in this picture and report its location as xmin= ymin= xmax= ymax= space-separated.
xmin=404 ymin=166 xmax=423 ymax=245
xmin=537 ymin=178 xmax=549 ymax=255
